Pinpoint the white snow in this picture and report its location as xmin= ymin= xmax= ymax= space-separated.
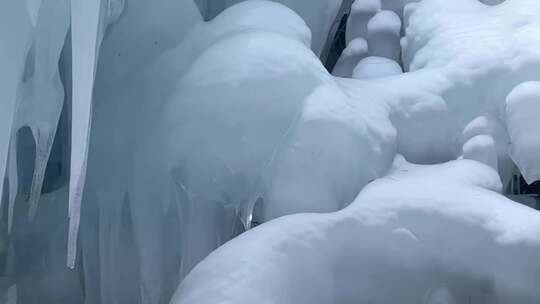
xmin=506 ymin=82 xmax=540 ymax=184
xmin=352 ymin=56 xmax=402 ymax=79
xmin=346 ymin=0 xmax=380 ymax=44
xmin=172 ymin=1 xmax=540 ymax=303
xmin=367 ymin=10 xmax=401 ymax=61
xmin=332 ymin=38 xmax=368 ymax=78
xmin=172 ymin=157 xmax=540 ymax=304
xmin=19 ymin=0 xmax=70 ymax=221
xmin=462 ymin=135 xmax=498 ymax=171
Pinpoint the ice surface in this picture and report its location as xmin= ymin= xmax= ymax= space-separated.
xmin=506 ymin=82 xmax=540 ymax=184
xmin=79 ymin=0 xmax=203 ymax=301
xmin=0 ymin=0 xmax=69 ymax=236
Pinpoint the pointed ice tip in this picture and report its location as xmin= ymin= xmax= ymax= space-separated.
xmin=67 ymin=0 xmax=104 ymax=269
xmin=27 ymin=169 xmax=46 ymax=221
xmin=26 ymin=130 xmax=55 ymax=222
xmin=7 ymin=138 xmax=18 ymax=235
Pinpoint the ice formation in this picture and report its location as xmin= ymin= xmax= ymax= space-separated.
xmin=1 ymin=0 xmax=540 ymax=303
xmin=506 ymin=82 xmax=540 ymax=184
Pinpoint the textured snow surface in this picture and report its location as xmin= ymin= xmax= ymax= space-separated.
xmin=172 ymin=157 xmax=540 ymax=304
xmin=1 ymin=0 xmax=540 ymax=303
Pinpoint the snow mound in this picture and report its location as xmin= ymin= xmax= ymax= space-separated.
xmin=352 ymin=56 xmax=402 ymax=79
xmin=172 ymin=157 xmax=540 ymax=304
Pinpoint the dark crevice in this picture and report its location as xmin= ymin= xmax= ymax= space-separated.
xmin=325 ymin=12 xmax=349 ymax=72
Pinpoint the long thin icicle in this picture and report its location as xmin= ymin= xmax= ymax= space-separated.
xmin=7 ymin=137 xmax=18 ymax=234
xmin=27 ymin=128 xmax=55 ymax=219
xmin=68 ymin=0 xmax=103 ymax=269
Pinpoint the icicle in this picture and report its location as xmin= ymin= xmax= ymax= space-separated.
xmin=68 ymin=0 xmax=104 ymax=269
xmin=7 ymin=136 xmax=18 ymax=234
xmin=27 ymin=128 xmax=55 ymax=219
xmin=23 ymin=0 xmax=70 ymax=221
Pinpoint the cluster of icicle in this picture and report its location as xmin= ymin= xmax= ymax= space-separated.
xmin=0 ymin=0 xmax=124 ymax=270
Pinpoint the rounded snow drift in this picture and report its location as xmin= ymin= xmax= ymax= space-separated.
xmin=352 ymin=56 xmax=402 ymax=79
